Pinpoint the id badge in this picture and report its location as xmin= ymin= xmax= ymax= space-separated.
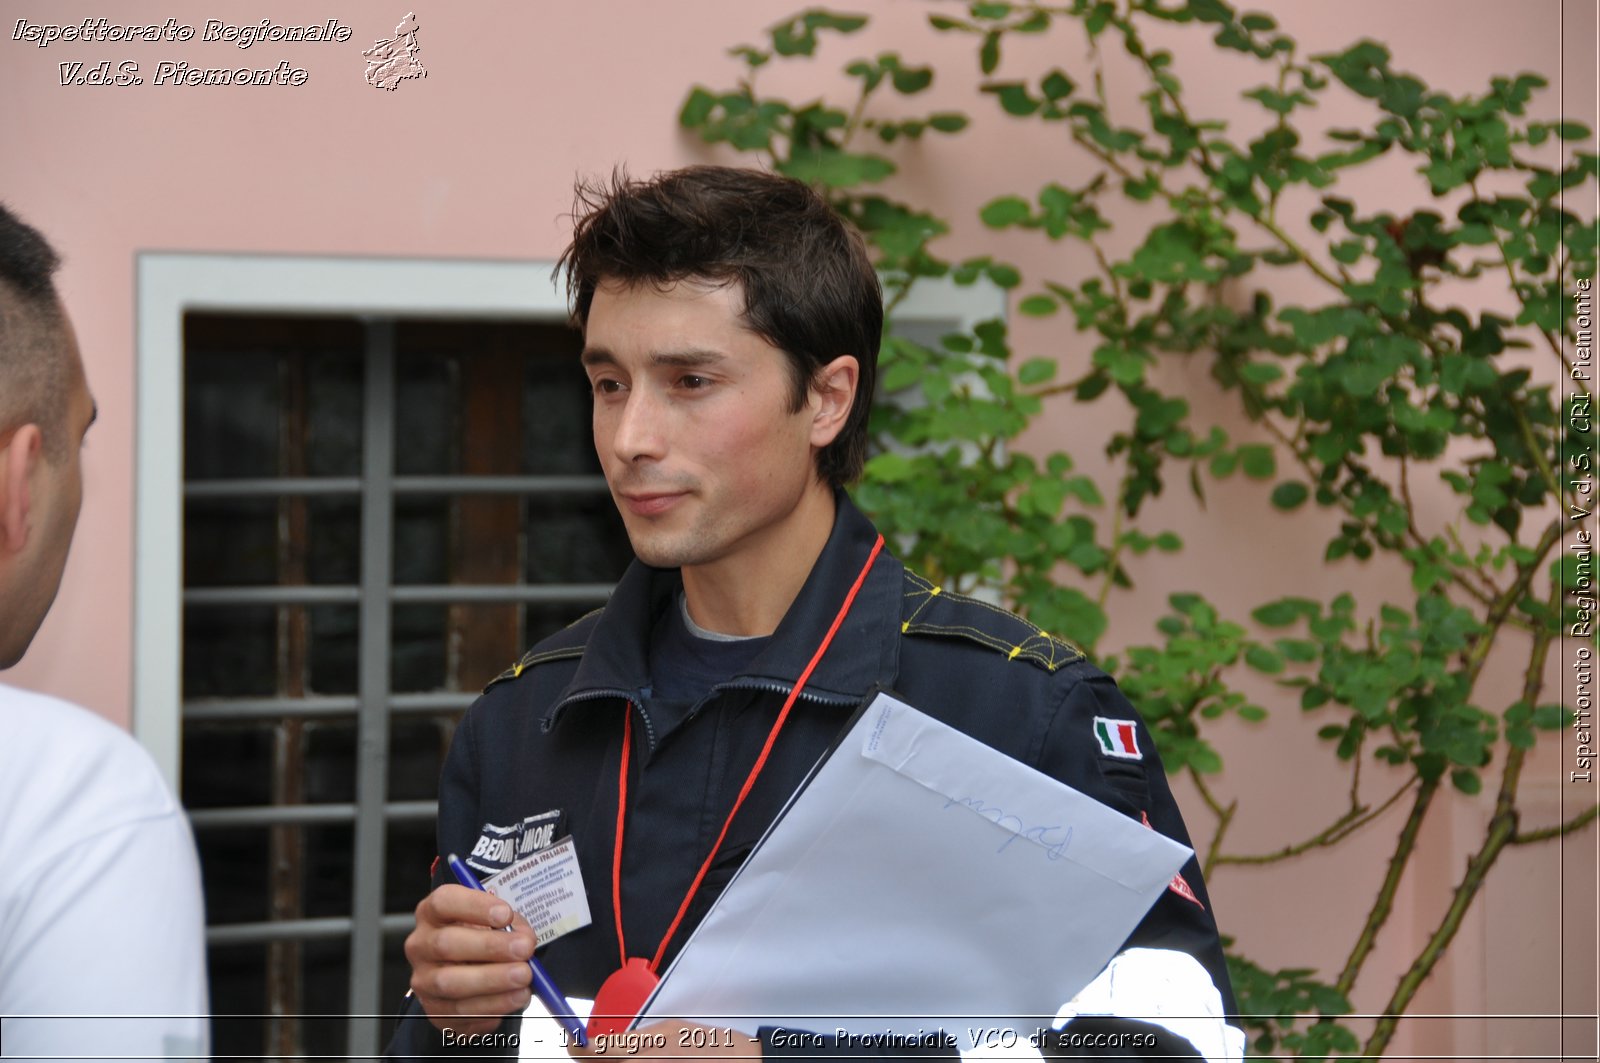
xmin=483 ymin=836 xmax=594 ymax=947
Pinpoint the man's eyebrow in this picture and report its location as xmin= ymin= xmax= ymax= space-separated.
xmin=579 ymin=347 xmax=728 ymax=369
xmin=650 ymin=349 xmax=726 ymax=369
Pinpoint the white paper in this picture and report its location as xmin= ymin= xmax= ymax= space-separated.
xmin=517 ymin=995 xmax=592 ymax=1061
xmin=636 ymin=692 xmax=1193 ymax=1048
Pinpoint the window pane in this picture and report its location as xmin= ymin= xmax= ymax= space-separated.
xmin=195 ymin=825 xmax=270 ymax=924
xmin=392 ymin=604 xmax=447 ymax=693
xmin=303 ymin=720 xmax=358 ymax=805
xmin=185 ymin=497 xmax=277 ymax=586
xmin=184 ymin=605 xmax=277 ymax=698
xmin=386 ymin=819 xmax=439 ymax=911
xmin=301 ymin=824 xmax=355 ymax=918
xmin=308 ymin=605 xmax=359 ymax=694
xmin=394 ymin=497 xmax=449 ymax=586
xmin=185 ymin=349 xmax=279 ymax=480
xmin=184 ymin=723 xmax=275 ymax=809
xmin=393 ymin=348 xmax=457 ymax=476
xmin=306 ymin=498 xmax=361 ymax=585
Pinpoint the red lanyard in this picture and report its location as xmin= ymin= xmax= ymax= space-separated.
xmin=610 ymin=534 xmax=884 ymax=972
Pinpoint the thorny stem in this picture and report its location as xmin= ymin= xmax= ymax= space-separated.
xmin=1187 ymin=767 xmax=1236 ymax=878
xmin=1095 ymin=506 xmax=1126 ymax=611
xmin=1333 ymin=777 xmax=1439 ymax=996
xmin=1513 ymin=803 xmax=1600 ymax=844
xmin=1464 ymin=518 xmax=1563 ymax=686
xmin=1399 ymin=453 xmax=1503 ymax=602
xmin=1214 ymin=776 xmax=1418 ymax=868
xmin=1514 ymin=401 xmax=1565 ymax=502
xmin=1362 ymin=581 xmax=1560 ymax=1058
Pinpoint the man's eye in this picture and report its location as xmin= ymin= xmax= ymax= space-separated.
xmin=678 ymin=375 xmax=708 ymax=390
xmin=591 ymin=378 xmax=623 ymax=395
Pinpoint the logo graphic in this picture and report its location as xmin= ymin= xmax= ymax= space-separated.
xmin=363 ymin=12 xmax=425 ymax=90
xmin=1141 ymin=811 xmax=1205 ymax=910
xmin=466 ymin=809 xmax=563 ymax=875
xmin=1093 ymin=716 xmax=1142 ymax=760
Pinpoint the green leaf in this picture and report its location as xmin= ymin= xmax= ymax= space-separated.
xmin=928 ymin=112 xmax=970 ymax=133
xmin=984 ymin=82 xmax=1040 ymax=116
xmin=1239 ymin=362 xmax=1284 ymax=385
xmin=1271 ymin=482 xmax=1310 ymax=510
xmin=680 ymin=87 xmax=716 ymax=127
xmin=1189 ymin=744 xmax=1224 ymax=774
xmin=1531 ymin=704 xmax=1570 ymax=729
xmin=1246 ymin=644 xmax=1286 ymax=674
xmin=986 ymin=263 xmax=1022 ymax=288
xmin=891 ymin=66 xmax=934 ymax=94
xmin=980 ymin=195 xmax=1031 ymax=228
xmin=980 ymin=29 xmax=1001 ymax=74
xmin=1041 ymin=69 xmax=1076 ymax=100
xmin=1018 ymin=357 xmax=1057 ymax=384
xmin=1451 ymin=768 xmax=1482 ymax=795
xmin=1019 ymin=294 xmax=1058 ymax=317
xmin=1253 ymin=598 xmax=1319 ymax=627
xmin=864 ymin=451 xmax=915 ymax=482
xmin=881 ymin=358 xmax=923 ymax=391
xmin=1238 ymin=443 xmax=1276 ymax=479
xmin=778 ymin=150 xmax=896 ymax=187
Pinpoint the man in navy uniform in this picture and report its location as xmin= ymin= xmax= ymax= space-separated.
xmin=388 ymin=167 xmax=1242 ymax=1060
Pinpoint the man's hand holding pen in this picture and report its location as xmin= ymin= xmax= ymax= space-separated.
xmin=404 ymin=883 xmax=537 ymax=1038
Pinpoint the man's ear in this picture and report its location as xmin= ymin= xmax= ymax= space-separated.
xmin=0 ymin=424 xmax=41 ymax=555
xmin=808 ymin=355 xmax=860 ymax=449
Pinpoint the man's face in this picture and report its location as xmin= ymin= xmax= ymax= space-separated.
xmin=0 ymin=311 xmax=94 ymax=668
xmin=581 ymin=279 xmax=824 ymax=572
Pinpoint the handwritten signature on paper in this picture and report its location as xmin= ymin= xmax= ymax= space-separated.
xmin=944 ymin=795 xmax=1074 ymax=860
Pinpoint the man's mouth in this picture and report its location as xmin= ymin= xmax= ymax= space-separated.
xmin=619 ymin=491 xmax=687 ymax=517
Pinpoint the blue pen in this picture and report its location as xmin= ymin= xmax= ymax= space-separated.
xmin=447 ymin=853 xmax=589 ymax=1047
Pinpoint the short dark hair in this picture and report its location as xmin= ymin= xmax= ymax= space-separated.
xmin=0 ymin=202 xmax=69 ymax=460
xmin=557 ymin=166 xmax=883 ymax=487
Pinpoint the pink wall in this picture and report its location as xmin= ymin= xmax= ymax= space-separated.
xmin=3 ymin=1 xmax=1594 ymax=1058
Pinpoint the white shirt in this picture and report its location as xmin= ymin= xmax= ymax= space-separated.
xmin=0 ymin=682 xmax=209 ymax=1060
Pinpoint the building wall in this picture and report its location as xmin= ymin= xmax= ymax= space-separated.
xmin=2 ymin=1 xmax=1594 ymax=1058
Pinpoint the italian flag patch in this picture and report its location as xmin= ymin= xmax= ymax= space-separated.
xmin=1094 ymin=716 xmax=1142 ymax=760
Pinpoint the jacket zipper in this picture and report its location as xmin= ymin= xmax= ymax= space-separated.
xmin=542 ymin=687 xmax=648 ymax=744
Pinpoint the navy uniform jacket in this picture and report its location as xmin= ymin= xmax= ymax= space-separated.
xmin=386 ymin=495 xmax=1237 ymax=1058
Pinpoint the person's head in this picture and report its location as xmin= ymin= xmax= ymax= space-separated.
xmin=0 ymin=203 xmax=94 ymax=669
xmin=557 ymin=167 xmax=883 ymax=581
xmin=558 ymin=166 xmax=882 ymax=490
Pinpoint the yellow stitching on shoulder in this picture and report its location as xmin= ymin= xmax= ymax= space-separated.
xmin=902 ymin=621 xmax=910 ymax=632
xmin=1008 ymin=646 xmax=1021 ymax=659
xmin=940 ymin=588 xmax=1084 ymax=658
xmin=513 ymin=663 xmax=524 ymax=677
xmin=519 ymin=646 xmax=585 ymax=667
xmin=931 ymin=585 xmax=942 ymax=596
xmin=907 ymin=621 xmax=1013 ymax=654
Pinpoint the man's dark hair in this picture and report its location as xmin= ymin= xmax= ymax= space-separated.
xmin=557 ymin=166 xmax=883 ymax=487
xmin=0 ymin=202 xmax=69 ymax=460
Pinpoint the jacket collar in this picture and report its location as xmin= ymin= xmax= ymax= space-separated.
xmin=545 ymin=491 xmax=903 ymax=727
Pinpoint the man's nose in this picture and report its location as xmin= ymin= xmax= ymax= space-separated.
xmin=610 ymin=387 xmax=666 ymax=463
